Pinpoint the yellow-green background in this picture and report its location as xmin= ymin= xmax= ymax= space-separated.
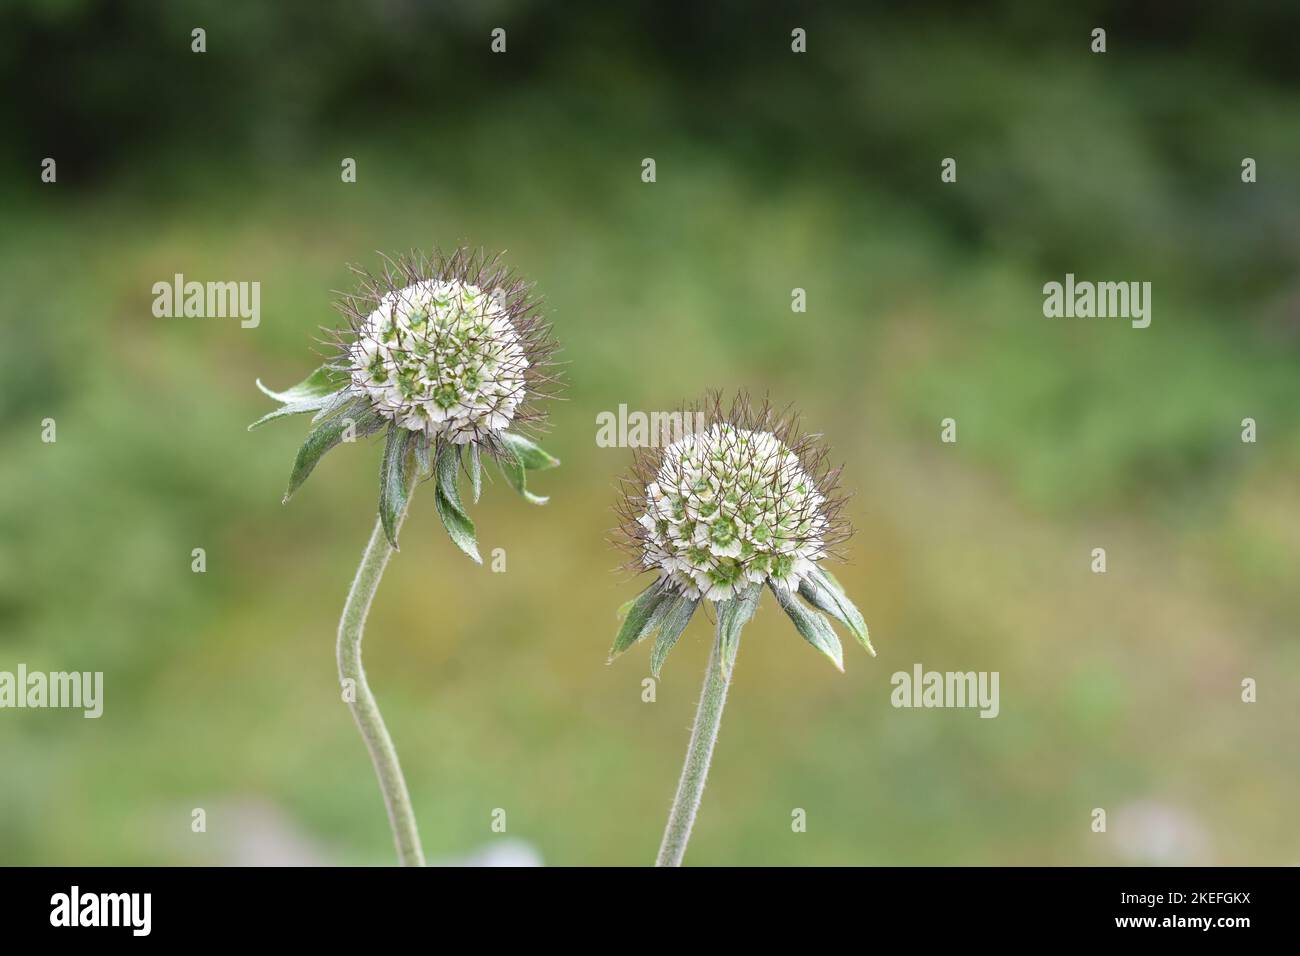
xmin=1 ymin=1 xmax=1297 ymax=865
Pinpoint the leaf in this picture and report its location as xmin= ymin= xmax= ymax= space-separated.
xmin=414 ymin=432 xmax=432 ymax=478
xmin=650 ymin=595 xmax=699 ymax=677
xmin=771 ymin=582 xmax=844 ymax=672
xmin=310 ymin=388 xmax=357 ymax=424
xmin=248 ymin=396 xmax=329 ymax=431
xmin=434 ymin=445 xmax=482 ymax=563
xmin=717 ymin=582 xmax=762 ymax=676
xmin=282 ymin=398 xmax=384 ymax=503
xmin=608 ymin=580 xmax=670 ymax=661
xmin=497 ymin=442 xmax=548 ymax=505
xmin=468 ymin=445 xmax=482 ymax=503
xmin=256 ymin=364 xmax=348 ymax=405
xmin=500 ymin=432 xmax=560 ymax=471
xmin=818 ymin=567 xmax=846 ymax=594
xmin=800 ymin=566 xmax=874 ymax=656
xmin=378 ymin=425 xmax=415 ymax=550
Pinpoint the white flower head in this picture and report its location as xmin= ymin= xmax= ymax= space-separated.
xmin=350 ymin=279 xmax=527 ymax=443
xmin=338 ymin=249 xmax=558 ymax=446
xmin=620 ymin=393 xmax=849 ymax=603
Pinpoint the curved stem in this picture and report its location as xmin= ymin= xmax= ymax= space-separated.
xmin=656 ymin=615 xmax=734 ymax=867
xmin=337 ymin=489 xmax=426 ymax=867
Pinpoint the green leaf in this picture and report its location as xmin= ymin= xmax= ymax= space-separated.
xmin=378 ymin=425 xmax=415 ymax=550
xmin=771 ymin=582 xmax=844 ymax=672
xmin=434 ymin=445 xmax=482 ymax=563
xmin=500 ymin=432 xmax=560 ymax=471
xmin=800 ymin=567 xmax=874 ymax=656
xmin=283 ymin=397 xmax=384 ymax=503
xmin=608 ymin=580 xmax=670 ymax=661
xmin=256 ymin=365 xmax=348 ymax=405
xmin=310 ymin=388 xmax=357 ymax=424
xmin=497 ymin=443 xmax=548 ymax=505
xmin=717 ymin=582 xmax=762 ymax=676
xmin=650 ymin=595 xmax=699 ymax=677
xmin=414 ymin=432 xmax=432 ymax=478
xmin=248 ymin=396 xmax=329 ymax=431
xmin=468 ymin=445 xmax=482 ymax=503
xmin=818 ymin=567 xmax=846 ymax=594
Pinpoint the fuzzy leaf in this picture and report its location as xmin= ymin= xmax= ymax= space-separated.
xmin=414 ymin=433 xmax=432 ymax=478
xmin=818 ymin=567 xmax=847 ymax=594
xmin=717 ymin=582 xmax=763 ymax=676
xmin=468 ymin=445 xmax=482 ymax=503
xmin=609 ymin=581 xmax=670 ymax=661
xmin=650 ymin=595 xmax=699 ymax=677
xmin=283 ymin=398 xmax=383 ymax=503
xmin=500 ymin=432 xmax=560 ymax=471
xmin=497 ymin=443 xmax=548 ymax=505
xmin=378 ymin=426 xmax=415 ymax=550
xmin=771 ymin=582 xmax=844 ymax=672
xmin=434 ymin=446 xmax=482 ymax=563
xmin=248 ymin=396 xmax=329 ymax=431
xmin=256 ymin=365 xmax=348 ymax=405
xmin=800 ymin=567 xmax=874 ymax=656
xmin=310 ymin=388 xmax=356 ymax=424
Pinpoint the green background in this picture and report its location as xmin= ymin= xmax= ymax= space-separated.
xmin=1 ymin=1 xmax=1297 ymax=865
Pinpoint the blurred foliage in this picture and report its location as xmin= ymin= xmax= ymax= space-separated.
xmin=0 ymin=2 xmax=1297 ymax=865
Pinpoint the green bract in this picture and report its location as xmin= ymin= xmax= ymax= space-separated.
xmin=252 ymin=361 xmax=560 ymax=554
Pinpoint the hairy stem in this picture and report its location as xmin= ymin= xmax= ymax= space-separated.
xmin=337 ymin=484 xmax=425 ymax=867
xmin=656 ymin=615 xmax=735 ymax=867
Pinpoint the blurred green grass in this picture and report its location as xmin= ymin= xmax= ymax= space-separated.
xmin=2 ymin=14 xmax=1299 ymax=865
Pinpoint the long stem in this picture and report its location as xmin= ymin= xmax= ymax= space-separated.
xmin=656 ymin=615 xmax=735 ymax=867
xmin=337 ymin=490 xmax=426 ymax=867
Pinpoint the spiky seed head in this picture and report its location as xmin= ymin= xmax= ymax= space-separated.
xmin=617 ymin=392 xmax=851 ymax=602
xmin=331 ymin=249 xmax=559 ymax=447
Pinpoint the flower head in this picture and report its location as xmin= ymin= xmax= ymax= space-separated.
xmin=637 ymin=422 xmax=831 ymax=600
xmin=610 ymin=392 xmax=870 ymax=674
xmin=335 ymin=249 xmax=557 ymax=442
xmin=251 ymin=249 xmax=561 ymax=558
